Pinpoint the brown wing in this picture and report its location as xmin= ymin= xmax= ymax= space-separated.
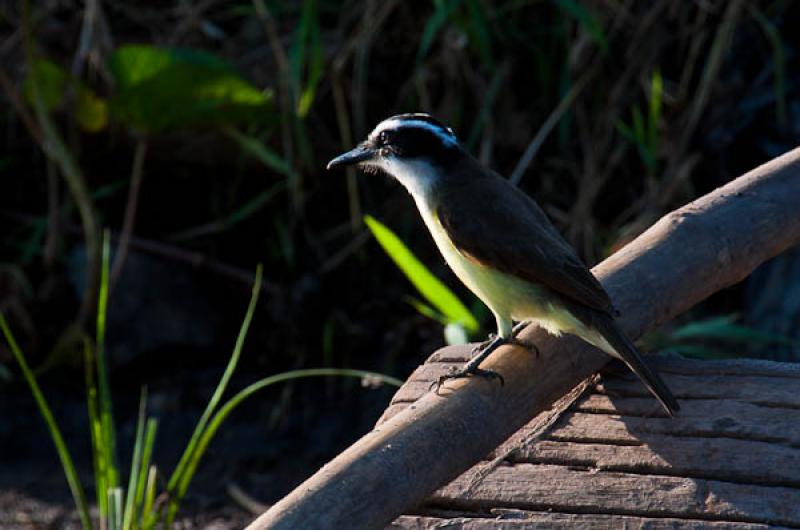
xmin=437 ymin=174 xmax=615 ymax=315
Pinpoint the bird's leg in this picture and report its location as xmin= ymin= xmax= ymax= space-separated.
xmin=508 ymin=321 xmax=539 ymax=358
xmin=431 ymin=335 xmax=506 ymax=392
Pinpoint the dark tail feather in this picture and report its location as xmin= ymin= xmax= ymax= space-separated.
xmin=594 ymin=316 xmax=680 ymax=416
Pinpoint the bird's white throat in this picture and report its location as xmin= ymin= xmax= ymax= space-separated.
xmin=375 ymin=157 xmax=439 ymax=210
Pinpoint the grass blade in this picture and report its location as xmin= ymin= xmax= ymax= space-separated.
xmin=364 ymin=215 xmax=478 ymax=332
xmin=135 ymin=419 xmax=158 ymax=520
xmin=222 ymin=126 xmax=292 ymax=176
xmin=165 ymin=264 xmax=264 ymax=523
xmin=141 ymin=466 xmax=158 ymax=530
xmin=122 ymin=388 xmax=148 ymax=530
xmin=173 ymin=368 xmax=402 ymax=504
xmin=96 ymin=231 xmax=119 ymax=497
xmin=84 ymin=339 xmax=108 ymax=517
xmin=1 ymin=316 xmax=93 ymax=529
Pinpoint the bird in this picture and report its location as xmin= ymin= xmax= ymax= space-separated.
xmin=327 ymin=113 xmax=679 ymax=416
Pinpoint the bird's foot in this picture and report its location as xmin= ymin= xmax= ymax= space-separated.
xmin=430 ymin=366 xmax=504 ymax=393
xmin=430 ymin=334 xmax=507 ymax=393
xmin=473 ymin=334 xmax=497 ymax=355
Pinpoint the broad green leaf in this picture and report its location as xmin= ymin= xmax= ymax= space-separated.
xmin=24 ymin=59 xmax=65 ymax=109
xmin=109 ymin=45 xmax=273 ymax=132
xmin=364 ymin=215 xmax=478 ymax=332
xmin=24 ymin=58 xmax=108 ymax=133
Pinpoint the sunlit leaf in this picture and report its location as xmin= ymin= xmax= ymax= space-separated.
xmin=109 ymin=45 xmax=273 ymax=132
xmin=405 ymin=296 xmax=448 ymax=325
xmin=364 ymin=215 xmax=478 ymax=332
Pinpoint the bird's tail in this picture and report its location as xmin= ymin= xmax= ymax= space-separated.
xmin=593 ymin=315 xmax=680 ymax=416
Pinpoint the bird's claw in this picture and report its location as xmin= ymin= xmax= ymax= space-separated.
xmin=429 ymin=367 xmax=505 ymax=393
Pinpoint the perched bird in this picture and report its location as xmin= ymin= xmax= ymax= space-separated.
xmin=327 ymin=113 xmax=679 ymax=416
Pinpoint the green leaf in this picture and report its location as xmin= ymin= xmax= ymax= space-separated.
xmin=24 ymin=59 xmax=66 ymax=109
xmin=364 ymin=215 xmax=478 ymax=332
xmin=222 ymin=126 xmax=292 ymax=176
xmin=75 ymin=86 xmax=109 ymax=132
xmin=24 ymin=58 xmax=108 ymax=133
xmin=405 ymin=296 xmax=449 ymax=325
xmin=670 ymin=314 xmax=797 ymax=346
xmin=109 ymin=45 xmax=273 ymax=132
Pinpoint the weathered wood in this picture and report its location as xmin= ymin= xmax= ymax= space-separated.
xmin=432 ymin=463 xmax=800 ymax=526
xmin=597 ymin=374 xmax=800 ymax=407
xmin=248 ymin=148 xmax=800 ymax=530
xmin=550 ymin=407 xmax=800 ymax=448
xmin=513 ymin=438 xmax=800 ymax=487
xmin=396 ymin=358 xmax=800 ymax=527
xmin=391 ymin=512 xmax=790 ymax=529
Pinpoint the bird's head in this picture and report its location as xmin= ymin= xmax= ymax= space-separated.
xmin=326 ymin=114 xmax=462 ymax=190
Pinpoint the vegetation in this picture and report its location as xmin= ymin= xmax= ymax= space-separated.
xmin=1 ymin=0 xmax=798 ymax=525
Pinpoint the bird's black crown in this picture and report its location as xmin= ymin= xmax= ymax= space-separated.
xmin=369 ymin=113 xmax=461 ymax=165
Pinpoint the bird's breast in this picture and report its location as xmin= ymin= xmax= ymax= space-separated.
xmin=414 ymin=201 xmax=548 ymax=320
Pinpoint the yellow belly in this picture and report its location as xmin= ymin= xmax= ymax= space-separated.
xmin=418 ymin=206 xmax=587 ymax=340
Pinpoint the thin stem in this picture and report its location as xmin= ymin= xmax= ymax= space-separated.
xmin=110 ymin=136 xmax=148 ymax=291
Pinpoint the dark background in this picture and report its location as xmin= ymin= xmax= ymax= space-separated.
xmin=1 ymin=0 xmax=799 ymax=526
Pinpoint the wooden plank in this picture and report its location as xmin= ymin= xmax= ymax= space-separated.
xmin=550 ymin=405 xmax=800 ymax=447
xmin=650 ymin=356 xmax=800 ymax=378
xmin=599 ymin=372 xmax=800 ymax=407
xmin=390 ymin=513 xmax=789 ymax=529
xmin=574 ymin=393 xmax=798 ymax=415
xmin=391 ymin=512 xmax=788 ymax=529
xmin=433 ymin=464 xmax=800 ymax=526
xmin=511 ymin=438 xmax=800 ymax=487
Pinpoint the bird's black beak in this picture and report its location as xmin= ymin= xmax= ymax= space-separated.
xmin=326 ymin=145 xmax=375 ymax=170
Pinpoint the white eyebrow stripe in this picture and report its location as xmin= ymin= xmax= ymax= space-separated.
xmin=371 ymin=118 xmax=458 ymax=146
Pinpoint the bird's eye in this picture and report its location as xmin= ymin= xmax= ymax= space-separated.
xmin=378 ymin=131 xmax=389 ymax=145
